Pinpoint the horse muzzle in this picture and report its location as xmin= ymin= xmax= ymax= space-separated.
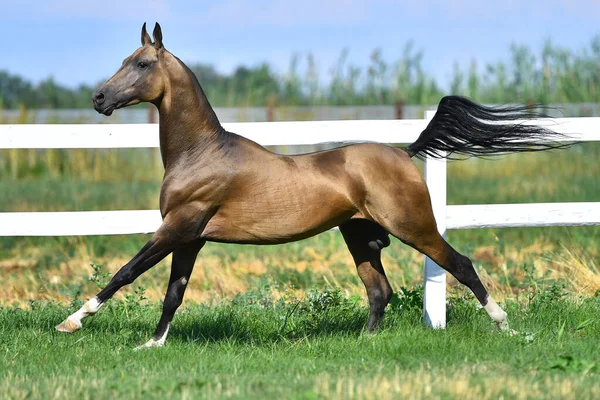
xmin=92 ymin=89 xmax=119 ymax=116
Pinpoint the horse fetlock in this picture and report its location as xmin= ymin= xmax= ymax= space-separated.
xmin=483 ymin=296 xmax=507 ymax=321
xmin=366 ymin=314 xmax=384 ymax=333
xmin=136 ymin=323 xmax=171 ymax=350
xmin=369 ymin=289 xmax=392 ymax=312
xmin=492 ymin=309 xmax=508 ymax=324
xmin=135 ymin=326 xmax=170 ymax=350
xmin=55 ymin=297 xmax=102 ymax=333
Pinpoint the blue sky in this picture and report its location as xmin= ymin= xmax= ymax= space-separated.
xmin=1 ymin=0 xmax=599 ymax=90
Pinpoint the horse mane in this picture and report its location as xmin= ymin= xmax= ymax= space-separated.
xmin=170 ymin=54 xmax=238 ymax=149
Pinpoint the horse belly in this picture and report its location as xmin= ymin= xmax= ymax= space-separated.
xmin=201 ymin=189 xmax=356 ymax=244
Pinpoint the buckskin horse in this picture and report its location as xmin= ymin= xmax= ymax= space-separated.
xmin=56 ymin=23 xmax=567 ymax=348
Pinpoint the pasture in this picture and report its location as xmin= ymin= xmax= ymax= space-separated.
xmin=2 ymin=288 xmax=600 ymax=399
xmin=1 ymin=140 xmax=599 ymax=398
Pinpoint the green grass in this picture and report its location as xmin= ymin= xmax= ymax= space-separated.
xmin=1 ymin=144 xmax=599 ymax=304
xmin=1 ymin=143 xmax=599 ymax=398
xmin=1 ymin=286 xmax=599 ymax=399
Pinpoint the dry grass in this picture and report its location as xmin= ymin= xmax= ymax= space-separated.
xmin=312 ymin=365 xmax=599 ymax=400
xmin=2 ymin=236 xmax=598 ymax=306
xmin=3 ymin=366 xmax=597 ymax=400
xmin=1 ymin=135 xmax=598 ymax=308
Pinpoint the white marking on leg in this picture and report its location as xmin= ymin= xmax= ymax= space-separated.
xmin=71 ymin=297 xmax=102 ymax=324
xmin=153 ymin=324 xmax=170 ymax=346
xmin=483 ymin=296 xmax=506 ymax=323
xmin=56 ymin=297 xmax=102 ymax=332
xmin=135 ymin=324 xmax=170 ymax=350
xmin=483 ymin=295 xmax=514 ymax=333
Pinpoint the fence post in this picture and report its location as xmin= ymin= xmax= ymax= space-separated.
xmin=395 ymin=100 xmax=404 ymax=120
xmin=423 ymin=109 xmax=447 ymax=329
xmin=266 ymin=95 xmax=276 ymax=122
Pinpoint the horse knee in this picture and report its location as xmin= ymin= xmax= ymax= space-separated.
xmin=111 ymin=267 xmax=136 ymax=286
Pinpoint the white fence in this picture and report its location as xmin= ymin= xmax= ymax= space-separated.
xmin=1 ymin=113 xmax=600 ymax=328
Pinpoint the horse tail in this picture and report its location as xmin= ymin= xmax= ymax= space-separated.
xmin=406 ymin=96 xmax=570 ymax=160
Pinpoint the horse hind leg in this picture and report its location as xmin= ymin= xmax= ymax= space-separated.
xmin=339 ymin=219 xmax=393 ymax=332
xmin=435 ymin=239 xmax=510 ymax=331
xmin=376 ymin=192 xmax=511 ymax=332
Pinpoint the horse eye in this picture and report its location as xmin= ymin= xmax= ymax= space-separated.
xmin=137 ymin=61 xmax=148 ymax=69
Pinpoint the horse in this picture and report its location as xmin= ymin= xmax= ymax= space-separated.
xmin=56 ymin=23 xmax=567 ymax=348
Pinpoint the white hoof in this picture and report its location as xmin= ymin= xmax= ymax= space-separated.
xmin=56 ymin=298 xmax=102 ymax=333
xmin=55 ymin=318 xmax=81 ymax=333
xmin=134 ymin=338 xmax=164 ymax=351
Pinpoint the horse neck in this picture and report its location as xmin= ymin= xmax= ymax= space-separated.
xmin=157 ymin=54 xmax=224 ymax=168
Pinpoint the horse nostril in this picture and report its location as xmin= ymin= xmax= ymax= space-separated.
xmin=93 ymin=92 xmax=105 ymax=105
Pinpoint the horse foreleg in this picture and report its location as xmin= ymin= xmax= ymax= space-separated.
xmin=56 ymin=224 xmax=180 ymax=333
xmin=136 ymin=240 xmax=205 ymax=349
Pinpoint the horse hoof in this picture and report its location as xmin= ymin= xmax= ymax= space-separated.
xmin=496 ymin=319 xmax=518 ymax=336
xmin=55 ymin=319 xmax=80 ymax=333
xmin=134 ymin=339 xmax=163 ymax=351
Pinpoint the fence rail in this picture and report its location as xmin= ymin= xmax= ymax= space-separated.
xmin=1 ymin=114 xmax=599 ymax=328
xmin=2 ymin=118 xmax=600 ymax=149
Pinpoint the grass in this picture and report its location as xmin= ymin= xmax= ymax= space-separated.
xmin=1 ymin=144 xmax=599 ymax=304
xmin=1 ymin=285 xmax=599 ymax=399
xmin=1 ymin=136 xmax=599 ymax=398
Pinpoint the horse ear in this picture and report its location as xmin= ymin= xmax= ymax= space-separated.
xmin=141 ymin=23 xmax=152 ymax=46
xmin=153 ymin=22 xmax=163 ymax=49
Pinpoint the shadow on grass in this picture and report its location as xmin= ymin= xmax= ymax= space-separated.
xmin=7 ymin=284 xmax=598 ymax=349
xmin=0 ymin=302 xmax=373 ymax=345
xmin=167 ymin=306 xmax=371 ymax=344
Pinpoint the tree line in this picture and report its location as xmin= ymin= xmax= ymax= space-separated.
xmin=1 ymin=37 xmax=600 ymax=109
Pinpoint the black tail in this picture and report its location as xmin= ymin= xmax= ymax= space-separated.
xmin=406 ymin=96 xmax=570 ymax=160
